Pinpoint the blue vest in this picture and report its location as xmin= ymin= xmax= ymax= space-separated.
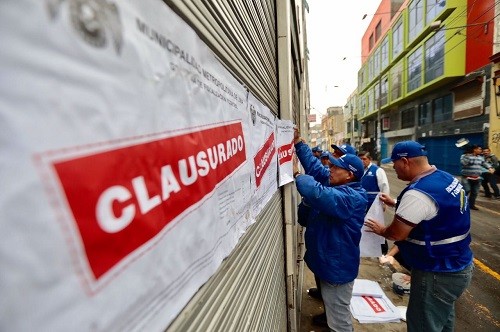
xmin=395 ymin=170 xmax=473 ymax=272
xmin=361 ymin=164 xmax=380 ymax=206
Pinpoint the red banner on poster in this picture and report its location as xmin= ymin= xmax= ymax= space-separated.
xmin=53 ymin=122 xmax=246 ymax=279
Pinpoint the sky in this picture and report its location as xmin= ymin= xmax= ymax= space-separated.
xmin=306 ymin=0 xmax=382 ymax=118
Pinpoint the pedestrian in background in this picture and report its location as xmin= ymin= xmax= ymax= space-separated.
xmin=461 ymin=145 xmax=495 ymax=210
xmin=481 ymin=147 xmax=500 ymax=199
xmin=364 ymin=141 xmax=473 ymax=332
xmin=293 ymin=129 xmax=367 ymax=332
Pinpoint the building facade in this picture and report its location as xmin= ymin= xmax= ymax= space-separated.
xmin=344 ymin=91 xmax=362 ymax=151
xmin=489 ymin=1 xmax=500 ymax=157
xmin=357 ymin=0 xmax=494 ymax=174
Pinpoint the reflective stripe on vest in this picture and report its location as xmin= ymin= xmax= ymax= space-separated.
xmin=406 ymin=231 xmax=470 ymax=246
xmin=365 ymin=191 xmax=379 ymax=195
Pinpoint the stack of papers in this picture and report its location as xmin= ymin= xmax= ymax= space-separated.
xmin=352 ymin=279 xmax=385 ymax=298
xmin=350 ymin=279 xmax=402 ymax=323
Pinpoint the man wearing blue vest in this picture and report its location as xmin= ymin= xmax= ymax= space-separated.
xmin=358 ymin=151 xmax=389 ymax=209
xmin=293 ymin=129 xmax=367 ymax=332
xmin=364 ymin=141 xmax=473 ymax=332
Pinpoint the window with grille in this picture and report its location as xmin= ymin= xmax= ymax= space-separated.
xmin=408 ymin=0 xmax=423 ymax=42
xmin=380 ymin=77 xmax=388 ymax=106
xmin=418 ymin=101 xmax=432 ymax=125
xmin=392 ymin=19 xmax=403 ymax=58
xmin=426 ymin=0 xmax=446 ymax=25
xmin=433 ymin=94 xmax=453 ymax=122
xmin=425 ymin=30 xmax=444 ymax=83
xmin=401 ymin=107 xmax=415 ymax=128
xmin=408 ymin=47 xmax=423 ymax=92
xmin=373 ymin=48 xmax=381 ymax=77
xmin=381 ymin=37 xmax=389 ymax=69
xmin=391 ymin=61 xmax=403 ymax=101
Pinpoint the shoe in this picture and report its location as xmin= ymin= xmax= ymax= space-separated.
xmin=307 ymin=287 xmax=322 ymax=300
xmin=312 ymin=312 xmax=328 ymax=327
xmin=470 ymin=206 xmax=479 ymax=210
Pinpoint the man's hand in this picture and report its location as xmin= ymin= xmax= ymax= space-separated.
xmin=293 ymin=128 xmax=304 ymax=144
xmin=379 ymin=193 xmax=396 ymax=207
xmin=364 ymin=218 xmax=386 ymax=236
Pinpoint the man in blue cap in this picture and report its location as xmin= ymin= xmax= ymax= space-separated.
xmin=365 ymin=141 xmax=473 ymax=332
xmin=331 ymin=143 xmax=356 ymax=158
xmin=311 ymin=145 xmax=323 ymax=159
xmin=293 ymin=129 xmax=367 ymax=332
xmin=320 ymin=151 xmax=330 ymax=167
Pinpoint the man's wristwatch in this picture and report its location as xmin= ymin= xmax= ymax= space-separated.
xmin=293 ymin=171 xmax=301 ymax=179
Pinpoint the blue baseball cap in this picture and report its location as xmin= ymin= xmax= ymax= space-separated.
xmin=331 ymin=143 xmax=356 ymax=155
xmin=312 ymin=146 xmax=323 ymax=153
xmin=328 ymin=153 xmax=364 ymax=180
xmin=320 ymin=151 xmax=330 ymax=159
xmin=381 ymin=141 xmax=427 ymax=164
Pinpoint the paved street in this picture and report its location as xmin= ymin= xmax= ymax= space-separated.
xmin=299 ymin=164 xmax=500 ymax=331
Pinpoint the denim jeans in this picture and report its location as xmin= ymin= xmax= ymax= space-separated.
xmin=461 ymin=177 xmax=480 ymax=207
xmin=320 ymin=279 xmax=354 ymax=332
xmin=406 ymin=263 xmax=474 ymax=332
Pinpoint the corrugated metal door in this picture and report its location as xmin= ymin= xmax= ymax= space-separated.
xmin=163 ymin=1 xmax=288 ymax=331
xmin=419 ymin=134 xmax=483 ymax=175
xmin=166 ymin=193 xmax=286 ymax=332
xmin=165 ymin=0 xmax=278 ymax=111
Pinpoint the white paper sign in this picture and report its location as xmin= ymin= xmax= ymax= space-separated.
xmin=360 ymin=198 xmax=386 ymax=257
xmin=276 ymin=120 xmax=294 ymax=187
xmin=247 ymin=93 xmax=278 ymax=218
xmin=0 ymin=1 xmax=273 ymax=331
xmin=350 ymin=294 xmax=401 ymax=323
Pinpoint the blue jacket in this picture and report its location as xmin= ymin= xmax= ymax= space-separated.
xmin=395 ymin=170 xmax=473 ymax=272
xmin=295 ymin=142 xmax=368 ymax=284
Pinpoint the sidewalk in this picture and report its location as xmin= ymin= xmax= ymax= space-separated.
xmin=299 ymin=256 xmax=409 ymax=332
xmin=474 ymin=191 xmax=500 ymax=212
xmin=298 ymin=164 xmax=498 ymax=331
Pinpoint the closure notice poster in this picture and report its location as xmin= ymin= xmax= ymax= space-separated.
xmin=276 ymin=120 xmax=295 ymax=187
xmin=0 ymin=0 xmax=277 ymax=331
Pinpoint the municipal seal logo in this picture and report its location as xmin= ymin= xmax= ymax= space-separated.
xmin=46 ymin=0 xmax=123 ymax=55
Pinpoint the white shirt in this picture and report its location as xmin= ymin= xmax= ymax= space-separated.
xmin=395 ymin=166 xmax=439 ymax=226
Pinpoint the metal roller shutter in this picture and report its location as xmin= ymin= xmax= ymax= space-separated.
xmin=164 ymin=0 xmax=278 ymax=113
xmin=453 ymin=80 xmax=484 ymax=120
xmin=166 ymin=193 xmax=287 ymax=332
xmin=160 ymin=1 xmax=297 ymax=330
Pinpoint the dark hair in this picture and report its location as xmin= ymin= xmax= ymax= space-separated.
xmin=358 ymin=151 xmax=371 ymax=158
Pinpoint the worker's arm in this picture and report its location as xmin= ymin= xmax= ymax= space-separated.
xmin=364 ymin=216 xmax=413 ymax=241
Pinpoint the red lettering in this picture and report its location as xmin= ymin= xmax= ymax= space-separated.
xmin=362 ymin=296 xmax=386 ymax=313
xmin=254 ymin=133 xmax=276 ymax=187
xmin=53 ymin=122 xmax=246 ymax=280
xmin=278 ymin=142 xmax=293 ymax=165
